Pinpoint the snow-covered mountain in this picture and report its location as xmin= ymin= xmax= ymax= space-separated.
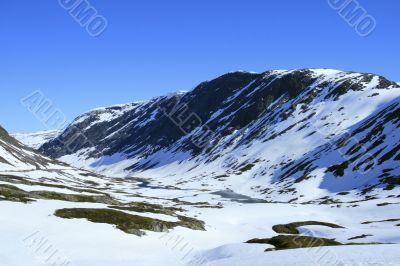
xmin=39 ymin=69 xmax=400 ymax=202
xmin=12 ymin=130 xmax=61 ymax=149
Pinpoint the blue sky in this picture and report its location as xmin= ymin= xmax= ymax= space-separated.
xmin=0 ymin=0 xmax=399 ymax=133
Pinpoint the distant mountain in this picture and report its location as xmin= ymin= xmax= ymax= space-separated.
xmin=39 ymin=69 xmax=400 ymax=202
xmin=12 ymin=130 xmax=61 ymax=149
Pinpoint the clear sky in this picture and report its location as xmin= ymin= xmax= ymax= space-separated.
xmin=0 ymin=0 xmax=399 ymax=133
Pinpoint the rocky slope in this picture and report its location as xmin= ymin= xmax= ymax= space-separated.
xmin=39 ymin=69 xmax=400 ymax=202
xmin=0 ymin=125 xmax=106 ymax=184
xmin=0 ymin=126 xmax=61 ymax=171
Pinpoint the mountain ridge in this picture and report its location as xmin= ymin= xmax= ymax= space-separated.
xmin=34 ymin=68 xmax=400 ymax=202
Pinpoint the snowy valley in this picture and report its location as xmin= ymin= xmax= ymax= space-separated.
xmin=1 ymin=68 xmax=400 ymax=266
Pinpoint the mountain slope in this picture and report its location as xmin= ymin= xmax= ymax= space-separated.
xmin=0 ymin=126 xmax=62 ymax=171
xmin=39 ymin=69 xmax=400 ymax=202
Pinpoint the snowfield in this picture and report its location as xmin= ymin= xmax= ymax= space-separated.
xmin=1 ymin=168 xmax=400 ymax=265
xmin=198 ymin=244 xmax=400 ymax=266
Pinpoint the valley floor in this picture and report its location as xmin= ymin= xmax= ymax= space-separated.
xmin=1 ymin=170 xmax=400 ymax=266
